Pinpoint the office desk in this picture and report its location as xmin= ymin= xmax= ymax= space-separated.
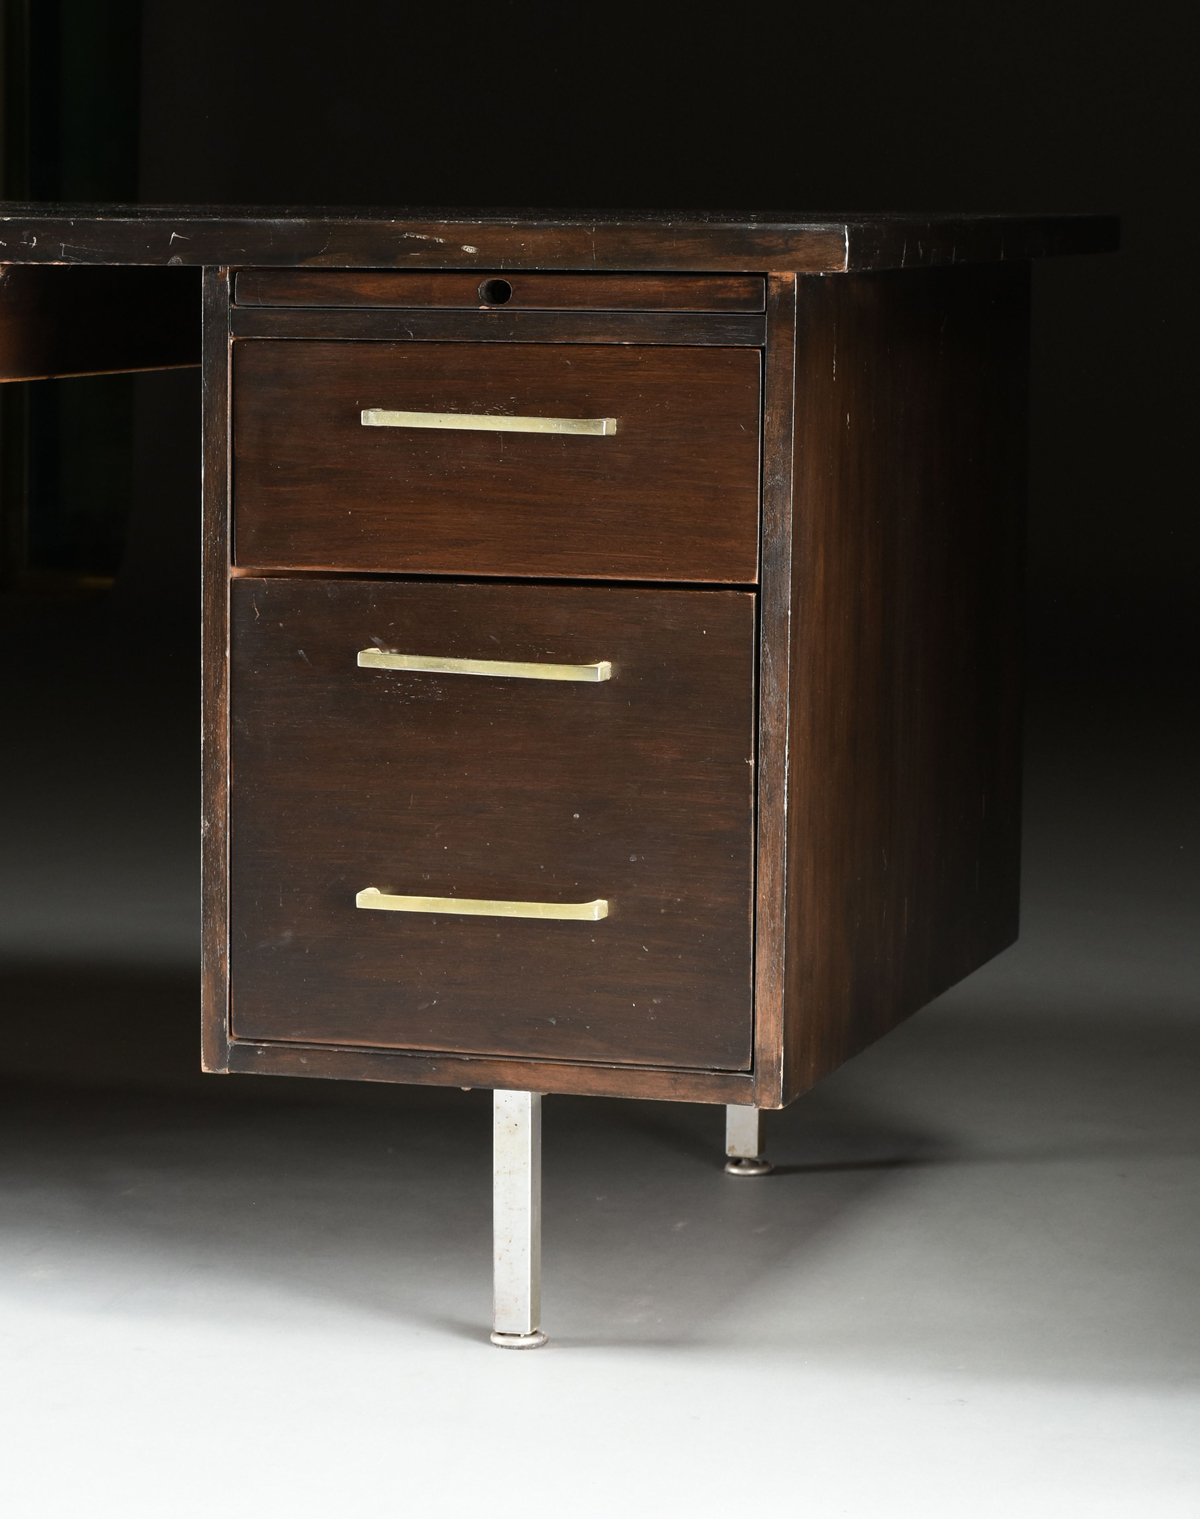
xmin=0 ymin=206 xmax=1117 ymax=1344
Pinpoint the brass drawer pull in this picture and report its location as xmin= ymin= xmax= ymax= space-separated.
xmin=356 ymin=888 xmax=609 ymax=922
xmin=358 ymin=649 xmax=612 ymax=682
xmin=361 ymin=407 xmax=618 ymax=437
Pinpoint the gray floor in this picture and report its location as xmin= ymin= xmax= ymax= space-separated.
xmin=1 ymin=599 xmax=1197 ymax=1516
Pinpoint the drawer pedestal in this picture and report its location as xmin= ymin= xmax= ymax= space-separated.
xmin=188 ymin=247 xmax=1085 ymax=1346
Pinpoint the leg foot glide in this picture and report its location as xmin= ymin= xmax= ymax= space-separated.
xmin=490 ymin=1330 xmax=549 ymax=1350
xmin=724 ymin=1155 xmax=773 ymax=1176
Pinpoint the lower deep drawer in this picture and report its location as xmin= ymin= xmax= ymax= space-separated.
xmin=228 ymin=577 xmax=756 ymax=1069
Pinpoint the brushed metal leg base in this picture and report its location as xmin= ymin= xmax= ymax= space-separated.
xmin=492 ymin=1090 xmax=547 ymax=1348
xmin=725 ymin=1104 xmax=771 ymax=1175
xmin=490 ymin=1330 xmax=549 ymax=1350
xmin=724 ymin=1156 xmax=774 ymax=1176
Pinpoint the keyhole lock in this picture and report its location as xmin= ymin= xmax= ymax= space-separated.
xmin=478 ymin=278 xmax=513 ymax=305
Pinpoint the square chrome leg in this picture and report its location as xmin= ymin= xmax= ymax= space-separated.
xmin=725 ymin=1103 xmax=772 ymax=1175
xmin=491 ymin=1089 xmax=548 ymax=1348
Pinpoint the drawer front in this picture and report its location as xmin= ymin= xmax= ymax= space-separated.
xmin=229 ymin=578 xmax=755 ymax=1070
xmin=232 ymin=341 xmax=761 ymax=582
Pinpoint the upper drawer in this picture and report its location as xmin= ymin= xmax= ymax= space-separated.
xmin=235 ymin=270 xmax=766 ymax=312
xmin=232 ymin=340 xmax=761 ymax=582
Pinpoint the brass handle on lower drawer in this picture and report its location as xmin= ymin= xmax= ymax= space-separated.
xmin=361 ymin=408 xmax=618 ymax=437
xmin=358 ymin=649 xmax=612 ymax=682
xmin=356 ymin=888 xmax=609 ymax=921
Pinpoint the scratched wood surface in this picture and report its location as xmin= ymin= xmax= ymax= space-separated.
xmin=0 ymin=206 xmax=1118 ymax=272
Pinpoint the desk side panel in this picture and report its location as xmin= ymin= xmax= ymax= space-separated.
xmin=782 ymin=264 xmax=1029 ymax=1100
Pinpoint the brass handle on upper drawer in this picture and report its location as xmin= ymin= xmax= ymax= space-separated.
xmin=356 ymin=889 xmax=609 ymax=921
xmin=358 ymin=649 xmax=612 ymax=682
xmin=361 ymin=408 xmax=618 ymax=437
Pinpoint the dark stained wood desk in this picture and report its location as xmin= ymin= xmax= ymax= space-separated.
xmin=0 ymin=206 xmax=1118 ymax=1345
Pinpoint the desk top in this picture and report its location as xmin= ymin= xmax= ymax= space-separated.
xmin=0 ymin=205 xmax=1118 ymax=272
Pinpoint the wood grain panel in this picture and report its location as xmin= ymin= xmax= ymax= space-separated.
xmin=235 ymin=270 xmax=766 ymax=312
xmin=232 ymin=341 xmax=762 ymax=581
xmin=228 ymin=578 xmax=756 ymax=1070
xmin=782 ymin=264 xmax=1029 ymax=1100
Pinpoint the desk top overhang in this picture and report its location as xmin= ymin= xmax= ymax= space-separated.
xmin=0 ymin=205 xmax=1117 ymax=272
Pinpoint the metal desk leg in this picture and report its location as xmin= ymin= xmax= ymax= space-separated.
xmin=725 ymin=1103 xmax=773 ymax=1176
xmin=491 ymin=1090 xmax=548 ymax=1349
